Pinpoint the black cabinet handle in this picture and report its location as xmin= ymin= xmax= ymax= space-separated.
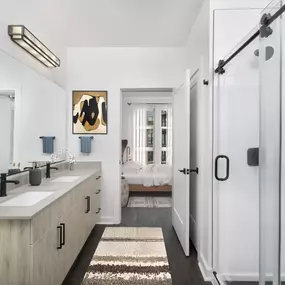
xmin=96 ymin=208 xmax=101 ymax=214
xmin=57 ymin=225 xmax=63 ymax=249
xmin=96 ymin=176 xmax=101 ymax=180
xmin=85 ymin=196 xmax=91 ymax=213
xmin=96 ymin=189 xmax=101 ymax=194
xmin=215 ymin=155 xmax=230 ymax=181
xmin=60 ymin=223 xmax=65 ymax=246
xmin=88 ymin=196 xmax=91 ymax=212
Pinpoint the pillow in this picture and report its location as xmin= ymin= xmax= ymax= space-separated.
xmin=142 ymin=164 xmax=154 ymax=173
xmin=122 ymin=161 xmax=142 ymax=171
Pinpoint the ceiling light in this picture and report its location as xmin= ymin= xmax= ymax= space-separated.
xmin=8 ymin=25 xmax=60 ymax=68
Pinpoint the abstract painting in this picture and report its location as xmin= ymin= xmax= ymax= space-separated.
xmin=73 ymin=90 xmax=108 ymax=134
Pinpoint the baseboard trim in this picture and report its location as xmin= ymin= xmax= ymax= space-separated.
xmin=97 ymin=216 xmax=116 ymax=225
xmin=198 ymin=254 xmax=213 ymax=282
xmin=220 ymin=274 xmax=258 ymax=282
xmin=219 ymin=273 xmax=285 ymax=282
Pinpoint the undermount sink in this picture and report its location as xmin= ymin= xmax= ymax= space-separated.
xmin=0 ymin=192 xmax=53 ymax=207
xmin=51 ymin=176 xmax=80 ymax=183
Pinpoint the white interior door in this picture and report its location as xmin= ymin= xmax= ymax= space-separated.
xmin=172 ymin=69 xmax=191 ymax=256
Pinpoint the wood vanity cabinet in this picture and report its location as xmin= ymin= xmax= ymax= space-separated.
xmin=0 ymin=172 xmax=101 ymax=285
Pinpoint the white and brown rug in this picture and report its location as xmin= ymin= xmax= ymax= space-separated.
xmin=127 ymin=196 xmax=172 ymax=208
xmin=82 ymin=227 xmax=172 ymax=285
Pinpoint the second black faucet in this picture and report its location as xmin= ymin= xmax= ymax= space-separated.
xmin=46 ymin=162 xmax=59 ymax=179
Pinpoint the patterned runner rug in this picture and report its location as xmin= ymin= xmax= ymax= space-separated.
xmin=81 ymin=227 xmax=172 ymax=284
xmin=127 ymin=196 xmax=172 ymax=208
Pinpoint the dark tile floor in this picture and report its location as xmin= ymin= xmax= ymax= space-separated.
xmin=63 ymin=207 xmax=210 ymax=285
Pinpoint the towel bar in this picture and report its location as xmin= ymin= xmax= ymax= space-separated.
xmin=40 ymin=136 xmax=55 ymax=139
xmin=79 ymin=136 xmax=94 ymax=139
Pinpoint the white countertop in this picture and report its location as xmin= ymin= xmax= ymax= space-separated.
xmin=0 ymin=167 xmax=100 ymax=220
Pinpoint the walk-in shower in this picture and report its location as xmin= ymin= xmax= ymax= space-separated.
xmin=212 ymin=1 xmax=284 ymax=285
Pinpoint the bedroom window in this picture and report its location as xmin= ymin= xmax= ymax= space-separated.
xmin=147 ymin=151 xmax=154 ymax=164
xmin=147 ymin=110 xmax=154 ymax=126
xmin=160 ymin=108 xmax=172 ymax=165
xmin=161 ymin=151 xmax=167 ymax=164
xmin=161 ymin=110 xmax=167 ymax=127
xmin=162 ymin=129 xmax=167 ymax=147
xmin=132 ymin=105 xmax=172 ymax=165
xmin=147 ymin=129 xmax=154 ymax=147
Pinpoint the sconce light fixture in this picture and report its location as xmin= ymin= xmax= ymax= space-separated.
xmin=8 ymin=25 xmax=60 ymax=68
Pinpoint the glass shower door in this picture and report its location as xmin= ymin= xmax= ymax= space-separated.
xmin=212 ymin=9 xmax=261 ymax=285
xmin=259 ymin=1 xmax=282 ymax=285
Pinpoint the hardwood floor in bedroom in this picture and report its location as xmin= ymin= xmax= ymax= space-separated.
xmin=62 ymin=207 xmax=210 ymax=285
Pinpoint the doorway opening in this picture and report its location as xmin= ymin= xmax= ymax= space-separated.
xmin=120 ymin=88 xmax=173 ymax=209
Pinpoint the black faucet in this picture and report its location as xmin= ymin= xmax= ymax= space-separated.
xmin=23 ymin=167 xmax=33 ymax=170
xmin=0 ymin=173 xmax=20 ymax=197
xmin=46 ymin=162 xmax=59 ymax=179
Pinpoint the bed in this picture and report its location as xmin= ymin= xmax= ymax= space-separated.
xmin=122 ymin=162 xmax=172 ymax=192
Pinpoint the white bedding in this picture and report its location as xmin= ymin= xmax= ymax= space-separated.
xmin=122 ymin=162 xmax=172 ymax=187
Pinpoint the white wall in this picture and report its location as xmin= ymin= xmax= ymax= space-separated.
xmin=67 ymin=47 xmax=185 ymax=224
xmin=185 ymin=0 xmax=210 ymax=73
xmin=0 ymin=48 xmax=67 ymax=171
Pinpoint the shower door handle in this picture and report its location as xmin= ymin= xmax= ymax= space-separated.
xmin=215 ymin=155 xmax=230 ymax=181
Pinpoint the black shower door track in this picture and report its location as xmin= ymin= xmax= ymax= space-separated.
xmin=214 ymin=4 xmax=285 ymax=74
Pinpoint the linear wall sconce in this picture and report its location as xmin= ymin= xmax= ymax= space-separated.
xmin=8 ymin=25 xmax=60 ymax=68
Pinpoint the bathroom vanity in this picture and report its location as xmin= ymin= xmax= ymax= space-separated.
xmin=0 ymin=166 xmax=101 ymax=285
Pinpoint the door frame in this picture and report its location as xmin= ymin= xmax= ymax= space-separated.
xmin=189 ymin=67 xmax=200 ymax=254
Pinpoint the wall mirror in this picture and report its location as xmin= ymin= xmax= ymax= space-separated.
xmin=0 ymin=48 xmax=67 ymax=175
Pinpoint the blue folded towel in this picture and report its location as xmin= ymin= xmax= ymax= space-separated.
xmin=42 ymin=136 xmax=55 ymax=154
xmin=80 ymin=136 xmax=93 ymax=154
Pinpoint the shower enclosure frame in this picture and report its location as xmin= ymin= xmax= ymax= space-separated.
xmin=212 ymin=1 xmax=284 ymax=285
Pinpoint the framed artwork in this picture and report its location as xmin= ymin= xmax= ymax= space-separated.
xmin=73 ymin=90 xmax=108 ymax=134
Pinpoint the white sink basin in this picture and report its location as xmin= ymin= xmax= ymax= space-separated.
xmin=51 ymin=176 xmax=80 ymax=183
xmin=0 ymin=192 xmax=53 ymax=207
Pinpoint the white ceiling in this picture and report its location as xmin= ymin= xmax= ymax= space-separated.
xmin=0 ymin=0 xmax=204 ymax=47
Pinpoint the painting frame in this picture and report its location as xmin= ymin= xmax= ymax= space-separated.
xmin=72 ymin=90 xmax=108 ymax=135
